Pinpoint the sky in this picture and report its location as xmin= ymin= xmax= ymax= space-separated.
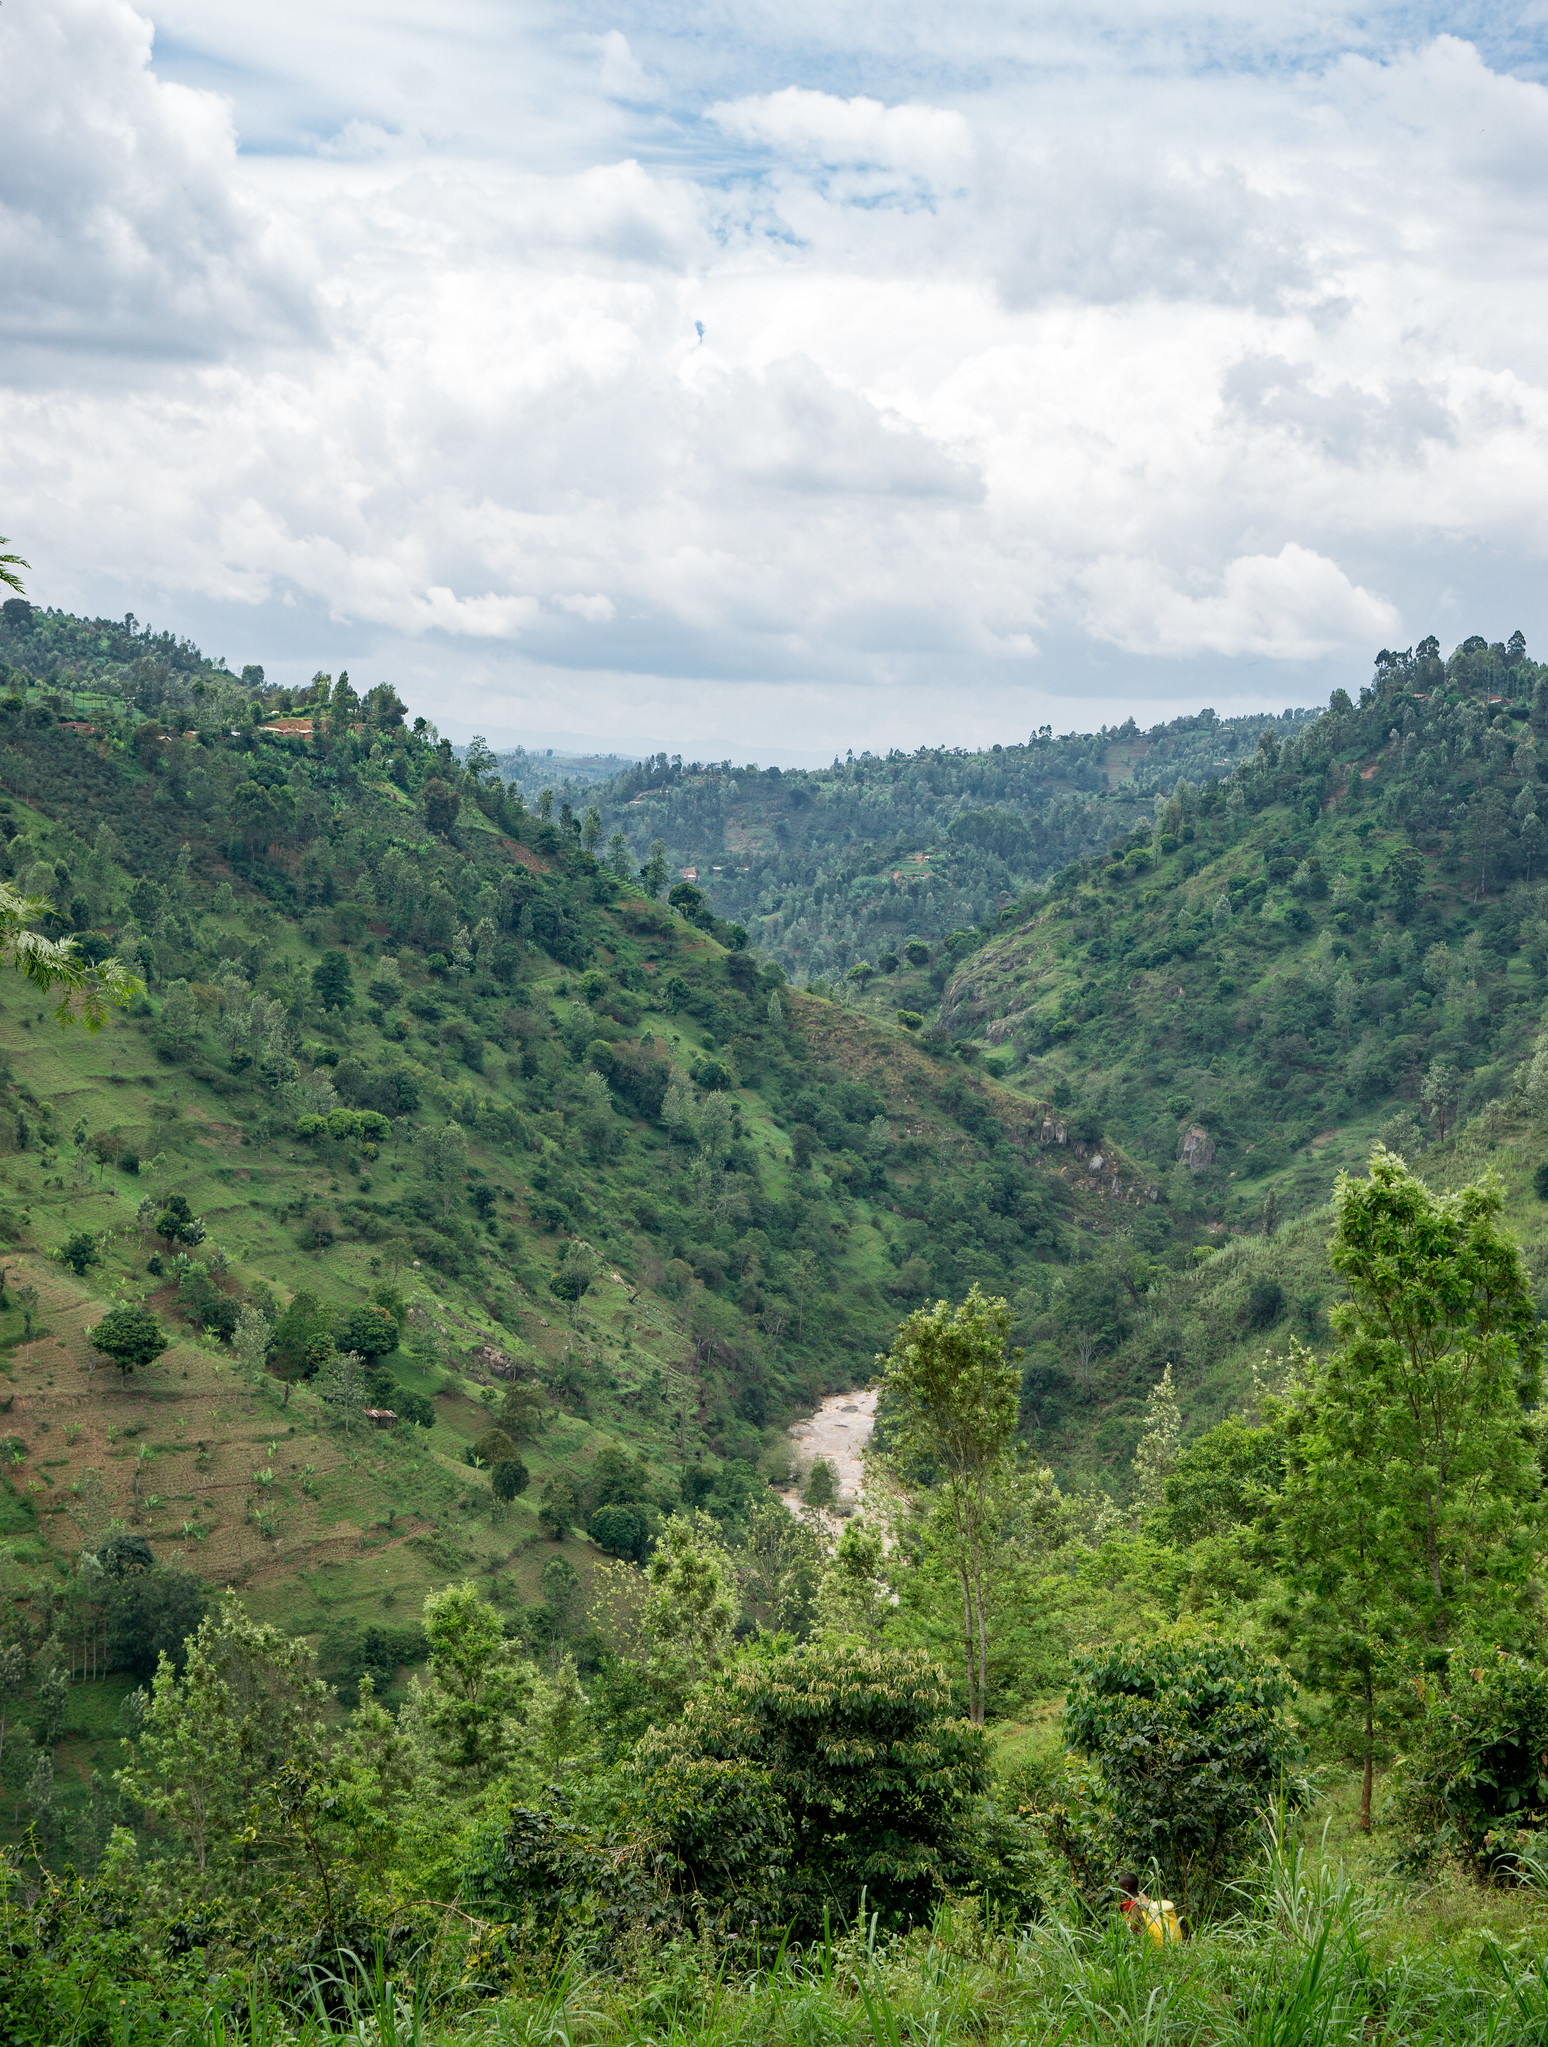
xmin=5 ymin=3 xmax=1548 ymax=762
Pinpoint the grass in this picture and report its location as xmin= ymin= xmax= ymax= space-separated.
xmin=81 ymin=1825 xmax=1548 ymax=2045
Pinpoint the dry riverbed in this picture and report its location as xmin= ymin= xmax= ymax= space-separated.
xmin=781 ymin=1385 xmax=878 ymax=1515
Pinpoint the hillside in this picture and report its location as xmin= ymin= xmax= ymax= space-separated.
xmin=560 ymin=708 xmax=1316 ymax=983
xmin=0 ymin=598 xmax=1182 ymax=1793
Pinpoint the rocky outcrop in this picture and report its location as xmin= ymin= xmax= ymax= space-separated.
xmin=1180 ymin=1124 xmax=1215 ymax=1171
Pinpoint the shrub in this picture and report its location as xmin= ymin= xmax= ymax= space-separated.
xmin=1245 ymin=1277 xmax=1286 ymax=1329
xmin=650 ymin=1644 xmax=987 ymax=1933
xmin=466 ymin=1426 xmax=515 ymax=1469
xmin=589 ymin=1502 xmax=648 ymax=1561
xmin=1391 ymin=1649 xmax=1548 ymax=1877
xmin=59 ymin=1230 xmax=97 ymax=1274
xmin=334 ymin=1303 xmax=400 ymax=1358
xmin=1064 ymin=1638 xmax=1307 ymax=1922
xmin=1535 ymin=1159 xmax=1548 ymax=1202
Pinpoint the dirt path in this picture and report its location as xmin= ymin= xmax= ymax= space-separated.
xmin=782 ymin=1386 xmax=878 ymax=1513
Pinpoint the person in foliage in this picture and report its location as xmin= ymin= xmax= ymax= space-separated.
xmin=1115 ymin=1870 xmax=1182 ymax=1946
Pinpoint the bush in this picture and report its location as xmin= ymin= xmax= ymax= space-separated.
xmin=1245 ymin=1277 xmax=1285 ymax=1329
xmin=650 ymin=1644 xmax=987 ymax=1933
xmin=59 ymin=1230 xmax=97 ymax=1274
xmin=466 ymin=1426 xmax=515 ymax=1469
xmin=589 ymin=1502 xmax=648 ymax=1561
xmin=1391 ymin=1649 xmax=1548 ymax=1877
xmin=1534 ymin=1160 xmax=1548 ymax=1202
xmin=334 ymin=1303 xmax=400 ymax=1358
xmin=1064 ymin=1638 xmax=1307 ymax=1922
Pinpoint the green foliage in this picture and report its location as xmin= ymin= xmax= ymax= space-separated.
xmin=490 ymin=1456 xmax=529 ymax=1501
xmin=334 ymin=1302 xmax=400 ymax=1358
xmin=1392 ymin=1649 xmax=1548 ymax=1877
xmin=312 ymin=948 xmax=355 ymax=1010
xmin=86 ymin=1302 xmax=168 ymax=1383
xmin=108 ymin=1565 xmax=210 ymax=1680
xmin=57 ymin=1228 xmax=97 ymax=1273
xmin=1272 ymin=1149 xmax=1546 ymax=1825
xmin=1064 ymin=1637 xmax=1307 ymax=1921
xmin=879 ymin=1284 xmax=1020 ymax=1722
xmin=154 ymin=1192 xmax=204 ymax=1250
xmin=802 ymin=1455 xmax=836 ymax=1508
xmin=1158 ymin=1417 xmax=1282 ymax=1544
xmin=589 ymin=1502 xmax=648 ymax=1560
xmin=651 ymin=1643 xmax=988 ymax=1932
xmin=466 ymin=1425 xmax=515 ymax=1468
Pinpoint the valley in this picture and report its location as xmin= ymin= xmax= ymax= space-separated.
xmin=1 ymin=602 xmax=1547 ymax=2041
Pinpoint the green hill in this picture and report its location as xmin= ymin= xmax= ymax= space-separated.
xmin=0 ymin=598 xmax=1169 ymax=1736
xmin=566 ymin=707 xmax=1316 ymax=981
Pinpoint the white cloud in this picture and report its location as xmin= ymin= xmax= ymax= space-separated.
xmin=0 ymin=0 xmax=311 ymax=359
xmin=709 ymin=87 xmax=972 ymax=177
xmin=1080 ymin=544 xmax=1401 ymax=659
xmin=5 ymin=4 xmax=1548 ymax=750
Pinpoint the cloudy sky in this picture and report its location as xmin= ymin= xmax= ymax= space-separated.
xmin=4 ymin=2 xmax=1548 ymax=759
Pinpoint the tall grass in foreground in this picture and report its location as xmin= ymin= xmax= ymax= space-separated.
xmin=156 ymin=1835 xmax=1548 ymax=2047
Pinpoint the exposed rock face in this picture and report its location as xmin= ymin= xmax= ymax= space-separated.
xmin=1180 ymin=1124 xmax=1215 ymax=1171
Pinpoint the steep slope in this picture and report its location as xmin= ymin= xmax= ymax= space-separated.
xmin=938 ymin=638 xmax=1548 ymax=1221
xmin=0 ymin=605 xmax=1176 ymax=1678
xmin=564 ymin=710 xmax=1316 ymax=982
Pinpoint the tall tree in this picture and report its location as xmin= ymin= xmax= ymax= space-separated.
xmin=1272 ymin=1147 xmax=1544 ymax=1828
xmin=878 ymin=1285 xmax=1020 ymax=1724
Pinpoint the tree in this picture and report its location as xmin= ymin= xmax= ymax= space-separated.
xmin=549 ymin=1238 xmax=601 ymax=1321
xmin=1131 ymin=1361 xmax=1181 ymax=1520
xmin=538 ymin=1474 xmax=579 ymax=1541
xmin=1421 ymin=1059 xmax=1461 ymax=1140
xmin=311 ymin=950 xmax=355 ymax=1011
xmin=640 ymin=841 xmax=670 ymax=898
xmin=406 ymin=1582 xmax=526 ymax=1785
xmin=59 ymin=1230 xmax=97 ymax=1275
xmin=231 ymin=1302 xmax=273 ymax=1374
xmin=877 ymin=1285 xmax=1019 ymax=1724
xmin=87 ymin=1304 xmax=169 ymax=1386
xmin=320 ymin=1348 xmax=369 ymax=1435
xmin=641 ymin=1511 xmax=738 ymax=1707
xmin=802 ymin=1456 xmax=836 ymax=1509
xmin=396 ymin=1388 xmax=436 ymax=1429
xmin=589 ymin=1503 xmax=647 ymax=1561
xmin=813 ymin=1516 xmax=893 ymax=1646
xmin=155 ymin=1194 xmax=205 ymax=1252
xmin=498 ymin=1380 xmax=545 ymax=1444
xmin=491 ymin=1457 xmax=529 ymax=1502
xmin=422 ymin=777 xmax=461 ymax=834
xmin=1064 ymin=1639 xmax=1306 ymax=1923
xmin=107 ymin=1566 xmax=210 ymax=1680
xmin=268 ymin=1289 xmax=332 ymax=1380
xmin=419 ymin=1119 xmax=468 ymax=1218
xmin=467 ymin=1426 xmax=515 ymax=1469
xmin=334 ymin=1303 xmax=399 ymax=1359
xmin=1272 ymin=1148 xmax=1545 ymax=1829
xmin=116 ymin=1593 xmax=329 ymax=1883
